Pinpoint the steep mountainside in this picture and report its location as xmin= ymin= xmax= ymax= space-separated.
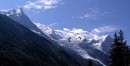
xmin=0 ymin=14 xmax=83 ymax=66
xmin=0 ymin=8 xmax=48 ymax=38
xmin=0 ymin=8 xmax=113 ymax=66
xmin=35 ymin=23 xmax=113 ymax=66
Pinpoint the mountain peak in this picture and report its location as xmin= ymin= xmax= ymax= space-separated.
xmin=0 ymin=8 xmax=24 ymax=16
xmin=0 ymin=14 xmax=82 ymax=66
xmin=105 ymin=35 xmax=112 ymax=40
xmin=14 ymin=8 xmax=24 ymax=14
xmin=0 ymin=8 xmax=50 ymax=40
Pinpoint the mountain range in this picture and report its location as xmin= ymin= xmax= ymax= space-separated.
xmin=0 ymin=8 xmax=114 ymax=66
xmin=35 ymin=23 xmax=113 ymax=66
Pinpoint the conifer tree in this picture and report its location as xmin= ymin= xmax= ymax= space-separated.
xmin=109 ymin=30 xmax=130 ymax=66
xmin=87 ymin=59 xmax=93 ymax=66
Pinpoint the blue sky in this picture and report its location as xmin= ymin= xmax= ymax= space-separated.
xmin=0 ymin=0 xmax=130 ymax=44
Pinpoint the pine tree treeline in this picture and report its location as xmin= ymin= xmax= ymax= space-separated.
xmin=109 ymin=30 xmax=130 ymax=66
xmin=87 ymin=59 xmax=93 ymax=66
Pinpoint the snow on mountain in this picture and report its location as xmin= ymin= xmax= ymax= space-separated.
xmin=34 ymin=22 xmax=53 ymax=35
xmin=34 ymin=22 xmax=106 ymax=44
xmin=35 ymin=22 xmax=113 ymax=66
xmin=0 ymin=8 xmax=50 ymax=39
xmin=0 ymin=8 xmax=112 ymax=66
xmin=0 ymin=8 xmax=22 ymax=16
xmin=0 ymin=8 xmax=38 ymax=31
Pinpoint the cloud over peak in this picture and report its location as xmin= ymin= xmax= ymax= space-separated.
xmin=79 ymin=7 xmax=111 ymax=20
xmin=24 ymin=0 xmax=63 ymax=10
xmin=92 ymin=25 xmax=119 ymax=34
xmin=80 ymin=7 xmax=99 ymax=20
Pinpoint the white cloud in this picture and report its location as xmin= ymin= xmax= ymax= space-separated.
xmin=80 ymin=7 xmax=99 ymax=19
xmin=92 ymin=25 xmax=119 ymax=34
xmin=79 ymin=7 xmax=111 ymax=20
xmin=49 ymin=23 xmax=57 ymax=27
xmin=24 ymin=0 xmax=63 ymax=10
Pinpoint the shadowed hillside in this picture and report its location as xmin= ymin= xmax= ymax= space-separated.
xmin=0 ymin=14 xmax=82 ymax=66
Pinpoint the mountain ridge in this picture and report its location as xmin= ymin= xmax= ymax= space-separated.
xmin=0 ymin=8 xmax=50 ymax=39
xmin=0 ymin=8 xmax=113 ymax=66
xmin=35 ymin=22 xmax=113 ymax=66
xmin=0 ymin=14 xmax=83 ymax=66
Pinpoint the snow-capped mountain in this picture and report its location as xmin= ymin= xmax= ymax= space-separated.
xmin=0 ymin=8 xmax=50 ymax=39
xmin=34 ymin=23 xmax=112 ymax=52
xmin=0 ymin=8 xmax=113 ymax=66
xmin=34 ymin=23 xmax=113 ymax=66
